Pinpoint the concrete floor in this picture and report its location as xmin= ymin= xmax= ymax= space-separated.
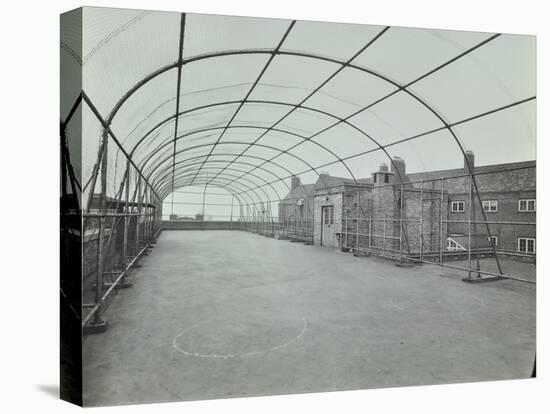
xmin=83 ymin=230 xmax=536 ymax=407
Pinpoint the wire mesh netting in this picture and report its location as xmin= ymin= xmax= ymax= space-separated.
xmin=60 ymin=8 xmax=536 ymax=332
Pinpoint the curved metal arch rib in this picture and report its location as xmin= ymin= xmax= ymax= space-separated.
xmin=162 ymin=184 xmax=250 ymax=218
xmin=138 ymin=122 xmax=357 ymax=185
xmin=150 ymin=153 xmax=297 ymax=192
xmin=152 ymin=160 xmax=289 ymax=200
xmin=154 ymin=152 xmax=316 ymax=217
xmin=160 ymin=175 xmax=256 ymax=205
xmin=147 ymin=140 xmax=333 ymax=199
xmin=156 ymin=166 xmax=281 ymax=204
xmin=101 ymin=34 xmax=504 ymax=200
xmin=160 ymin=176 xmax=264 ymax=211
xmin=102 ymin=48 xmax=421 ymax=193
xmin=154 ymin=157 xmax=290 ymax=190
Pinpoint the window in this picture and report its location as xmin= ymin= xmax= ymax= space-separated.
xmin=451 ymin=201 xmax=465 ymax=213
xmin=518 ymin=237 xmax=536 ymax=254
xmin=487 ymin=236 xmax=498 ymax=247
xmin=323 ymin=206 xmax=334 ymax=225
xmin=518 ymin=199 xmax=536 ymax=212
xmin=384 ymin=174 xmax=389 ymax=183
xmin=482 ymin=200 xmax=498 ymax=212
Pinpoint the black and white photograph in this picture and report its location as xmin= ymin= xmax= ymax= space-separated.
xmin=58 ymin=5 xmax=540 ymax=407
xmin=4 ymin=0 xmax=548 ymax=412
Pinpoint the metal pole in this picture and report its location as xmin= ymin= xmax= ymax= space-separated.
xmin=439 ymin=179 xmax=444 ymax=264
xmin=230 ymin=195 xmax=234 ymax=229
xmin=368 ymin=218 xmax=371 ymax=252
xmin=419 ymin=183 xmax=424 ymax=262
xmin=399 ymin=184 xmax=404 ymax=263
xmin=145 ymin=189 xmax=151 ymax=246
xmin=468 ymin=175 xmax=473 ymax=278
xmin=136 ymin=176 xmax=142 ymax=254
xmin=92 ymin=130 xmax=108 ymax=327
xmin=472 ymin=179 xmax=481 ymax=278
xmin=122 ymin=163 xmax=130 ymax=270
xmin=202 ymin=184 xmax=207 ymax=220
xmin=383 ymin=218 xmax=386 ymax=257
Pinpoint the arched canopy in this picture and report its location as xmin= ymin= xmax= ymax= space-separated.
xmin=61 ymin=8 xmax=536 ymax=217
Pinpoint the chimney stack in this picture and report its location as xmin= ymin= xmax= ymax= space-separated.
xmin=291 ymin=175 xmax=301 ymax=190
xmin=391 ymin=156 xmax=406 ymax=183
xmin=373 ymin=162 xmax=393 ymax=186
xmin=464 ymin=150 xmax=475 ymax=172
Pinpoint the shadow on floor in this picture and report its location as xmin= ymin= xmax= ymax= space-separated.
xmin=36 ymin=384 xmax=59 ymax=399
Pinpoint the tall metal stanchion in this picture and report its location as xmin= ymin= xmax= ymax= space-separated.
xmin=383 ymin=218 xmax=387 ymax=258
xmin=468 ymin=175 xmax=473 ymax=279
xmin=119 ymin=163 xmax=133 ymax=288
xmin=419 ymin=183 xmax=424 ymax=263
xmin=136 ymin=177 xmax=143 ymax=257
xmin=356 ymin=191 xmax=360 ymax=253
xmin=439 ymin=179 xmax=444 ymax=264
xmin=399 ymin=184 xmax=404 ymax=263
xmin=230 ymin=195 xmax=234 ymax=230
xmin=122 ymin=162 xmax=130 ymax=266
xmin=86 ymin=131 xmax=109 ymax=334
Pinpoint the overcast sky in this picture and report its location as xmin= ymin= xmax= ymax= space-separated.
xmin=61 ymin=7 xmax=536 ymax=216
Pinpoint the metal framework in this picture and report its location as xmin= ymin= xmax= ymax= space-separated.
xmin=60 ymin=10 xmax=536 ymax=333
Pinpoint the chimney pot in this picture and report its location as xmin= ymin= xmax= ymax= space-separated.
xmin=464 ymin=150 xmax=475 ymax=171
xmin=390 ymin=156 xmax=406 ymax=183
xmin=291 ymin=175 xmax=301 ymax=190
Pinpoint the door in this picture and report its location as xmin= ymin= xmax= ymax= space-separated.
xmin=321 ymin=205 xmax=336 ymax=247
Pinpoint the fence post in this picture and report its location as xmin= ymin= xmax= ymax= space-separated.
xmin=87 ymin=131 xmax=109 ymax=333
xmin=468 ymin=175 xmax=473 ymax=278
xmin=399 ymin=184 xmax=404 ymax=263
xmin=419 ymin=183 xmax=424 ymax=262
xmin=439 ymin=179 xmax=444 ymax=264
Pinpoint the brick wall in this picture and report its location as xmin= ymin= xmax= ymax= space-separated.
xmin=447 ymin=190 xmax=536 ymax=253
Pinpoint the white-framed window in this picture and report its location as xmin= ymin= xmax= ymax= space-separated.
xmin=451 ymin=200 xmax=465 ymax=213
xmin=487 ymin=236 xmax=498 ymax=247
xmin=518 ymin=237 xmax=536 ymax=254
xmin=323 ymin=206 xmax=334 ymax=225
xmin=518 ymin=199 xmax=536 ymax=212
xmin=482 ymin=200 xmax=498 ymax=212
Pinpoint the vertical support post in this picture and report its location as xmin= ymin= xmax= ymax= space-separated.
xmin=356 ymin=191 xmax=360 ymax=253
xmin=230 ymin=195 xmax=234 ymax=229
xmin=468 ymin=174 xmax=473 ymax=278
xmin=419 ymin=183 xmax=424 ymax=262
xmin=201 ymin=185 xmax=207 ymax=221
xmin=383 ymin=218 xmax=386 ymax=257
xmin=399 ymin=184 xmax=404 ymax=263
xmin=343 ymin=216 xmax=347 ymax=249
xmin=368 ymin=218 xmax=371 ymax=251
xmin=439 ymin=179 xmax=444 ymax=264
xmin=472 ymin=178 xmax=481 ymax=278
xmin=122 ymin=162 xmax=130 ymax=266
xmin=136 ymin=176 xmax=142 ymax=255
xmin=91 ymin=130 xmax=109 ymax=330
xmin=145 ymin=189 xmax=151 ymax=246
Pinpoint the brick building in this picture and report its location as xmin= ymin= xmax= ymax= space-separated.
xmin=279 ymin=152 xmax=536 ymax=260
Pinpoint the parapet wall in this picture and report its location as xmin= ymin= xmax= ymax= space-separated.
xmin=162 ymin=221 xmax=240 ymax=230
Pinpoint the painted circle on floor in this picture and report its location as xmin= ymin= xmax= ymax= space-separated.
xmin=173 ymin=316 xmax=308 ymax=359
